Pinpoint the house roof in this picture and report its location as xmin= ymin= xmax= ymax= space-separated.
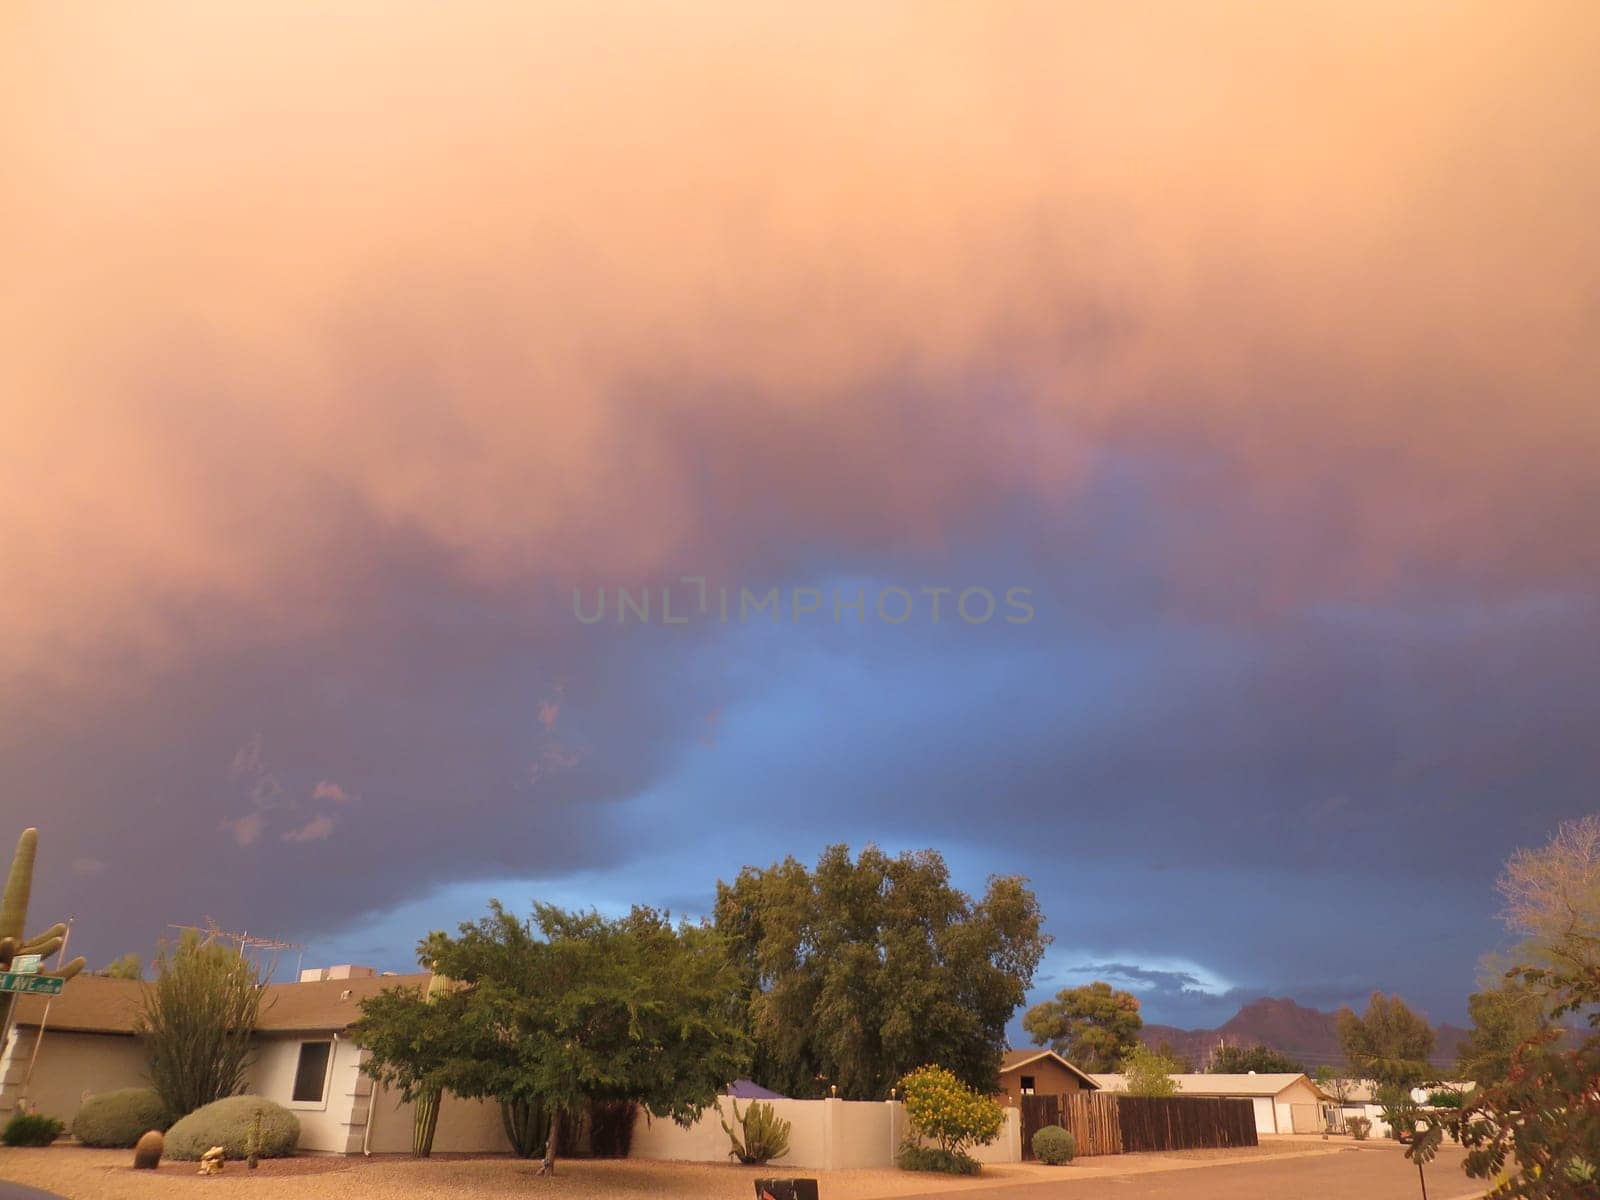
xmin=1090 ymin=1072 xmax=1330 ymax=1100
xmin=11 ymin=974 xmax=143 ymax=1035
xmin=725 ymin=1079 xmax=786 ymax=1100
xmin=998 ymin=1048 xmax=1100 ymax=1090
xmin=11 ymin=971 xmax=431 ymax=1036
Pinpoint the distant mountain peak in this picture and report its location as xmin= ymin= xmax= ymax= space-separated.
xmin=1142 ymin=995 xmax=1460 ymax=1072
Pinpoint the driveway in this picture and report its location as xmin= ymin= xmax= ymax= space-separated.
xmin=895 ymin=1144 xmax=1480 ymax=1200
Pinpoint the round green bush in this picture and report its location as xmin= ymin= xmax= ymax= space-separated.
xmin=1032 ymin=1124 xmax=1076 ymax=1165
xmin=164 ymin=1096 xmax=300 ymax=1161
xmin=72 ymin=1088 xmax=172 ymax=1148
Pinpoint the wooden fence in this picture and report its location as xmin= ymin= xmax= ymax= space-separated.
xmin=1021 ymin=1093 xmax=1257 ymax=1158
xmin=1116 ymin=1096 xmax=1257 ymax=1152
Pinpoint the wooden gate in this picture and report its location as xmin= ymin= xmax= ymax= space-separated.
xmin=1019 ymin=1093 xmax=1061 ymax=1159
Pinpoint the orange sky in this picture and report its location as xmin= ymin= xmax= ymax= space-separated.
xmin=3 ymin=1 xmax=1598 ymax=685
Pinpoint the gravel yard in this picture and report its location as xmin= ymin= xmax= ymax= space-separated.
xmin=0 ymin=1142 xmax=1345 ymax=1200
xmin=0 ymin=1149 xmax=1006 ymax=1200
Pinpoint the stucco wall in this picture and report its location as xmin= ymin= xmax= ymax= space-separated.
xmin=246 ymin=1034 xmax=370 ymax=1154
xmin=968 ymin=1106 xmax=1022 ymax=1164
xmin=630 ymin=1097 xmax=1019 ymax=1170
xmin=0 ymin=1029 xmax=149 ymax=1124
xmin=1250 ymin=1096 xmax=1276 ymax=1133
xmin=359 ymin=1078 xmax=513 ymax=1156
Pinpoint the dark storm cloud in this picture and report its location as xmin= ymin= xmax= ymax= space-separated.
xmin=2 ymin=2 xmax=1598 ymax=1016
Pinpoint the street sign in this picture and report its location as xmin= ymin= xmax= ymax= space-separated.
xmin=10 ymin=954 xmax=41 ymax=975
xmin=0 ymin=972 xmax=63 ymax=996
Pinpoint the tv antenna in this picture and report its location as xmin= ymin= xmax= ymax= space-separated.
xmin=167 ymin=918 xmax=306 ymax=979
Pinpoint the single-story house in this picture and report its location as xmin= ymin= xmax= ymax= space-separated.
xmin=995 ymin=1049 xmax=1100 ymax=1104
xmin=0 ymin=965 xmax=517 ymax=1154
xmin=1323 ymin=1079 xmax=1475 ymax=1139
xmin=1090 ymin=1072 xmax=1333 ymax=1135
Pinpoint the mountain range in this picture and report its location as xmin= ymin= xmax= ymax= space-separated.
xmin=1141 ymin=997 xmax=1468 ymax=1073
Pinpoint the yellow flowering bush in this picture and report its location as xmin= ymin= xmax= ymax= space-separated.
xmin=899 ymin=1065 xmax=1004 ymax=1157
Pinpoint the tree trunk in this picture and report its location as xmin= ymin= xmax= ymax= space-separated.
xmin=537 ymin=1107 xmax=561 ymax=1176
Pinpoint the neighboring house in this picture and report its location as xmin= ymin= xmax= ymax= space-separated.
xmin=1090 ymin=1072 xmax=1333 ymax=1135
xmin=0 ymin=965 xmax=514 ymax=1154
xmin=1325 ymin=1079 xmax=1475 ymax=1139
xmin=995 ymin=1049 xmax=1100 ymax=1104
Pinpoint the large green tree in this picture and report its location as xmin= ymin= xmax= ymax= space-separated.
xmin=1207 ymin=1043 xmax=1304 ymax=1074
xmin=1022 ymin=981 xmax=1142 ymax=1073
xmin=1336 ymin=992 xmax=1436 ymax=1089
xmin=715 ymin=845 xmax=1047 ymax=1099
xmin=1457 ymin=978 xmax=1546 ymax=1086
xmin=354 ymin=902 xmax=748 ymax=1175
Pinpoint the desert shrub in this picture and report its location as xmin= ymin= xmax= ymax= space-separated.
xmin=587 ymin=1098 xmax=638 ymax=1158
xmin=72 ymin=1088 xmax=172 ymax=1148
xmin=898 ymin=1065 xmax=1004 ymax=1158
xmin=2 ymin=1113 xmax=65 ymax=1146
xmin=1032 ymin=1124 xmax=1076 ymax=1164
xmin=720 ymin=1097 xmax=791 ymax=1165
xmin=897 ymin=1141 xmax=981 ymax=1174
xmin=1346 ymin=1115 xmax=1372 ymax=1140
xmin=164 ymin=1096 xmax=298 ymax=1160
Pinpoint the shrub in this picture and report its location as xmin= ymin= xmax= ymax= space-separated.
xmin=2 ymin=1113 xmax=65 ymax=1146
xmin=1032 ymin=1124 xmax=1076 ymax=1164
xmin=164 ymin=1096 xmax=299 ymax=1160
xmin=720 ymin=1097 xmax=791 ymax=1165
xmin=897 ymin=1141 xmax=980 ymax=1175
xmin=1346 ymin=1115 xmax=1372 ymax=1140
xmin=1426 ymin=1088 xmax=1463 ymax=1109
xmin=898 ymin=1065 xmax=1004 ymax=1158
xmin=72 ymin=1088 xmax=172 ymax=1148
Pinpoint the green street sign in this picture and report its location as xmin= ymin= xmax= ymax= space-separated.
xmin=0 ymin=972 xmax=63 ymax=996
xmin=11 ymin=954 xmax=41 ymax=975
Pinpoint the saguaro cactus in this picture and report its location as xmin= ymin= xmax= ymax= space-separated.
xmin=0 ymin=828 xmax=87 ymax=1033
xmin=411 ymin=968 xmax=453 ymax=1156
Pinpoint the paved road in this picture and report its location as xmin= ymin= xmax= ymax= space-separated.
xmin=897 ymin=1145 xmax=1480 ymax=1200
xmin=0 ymin=1182 xmax=67 ymax=1200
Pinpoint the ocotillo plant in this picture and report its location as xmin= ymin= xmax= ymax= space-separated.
xmin=0 ymin=828 xmax=86 ymax=1033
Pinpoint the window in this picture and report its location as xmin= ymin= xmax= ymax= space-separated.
xmin=291 ymin=1040 xmax=333 ymax=1104
xmin=1020 ymin=1075 xmax=1036 ymax=1095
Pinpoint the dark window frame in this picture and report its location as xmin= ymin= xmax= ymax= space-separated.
xmin=290 ymin=1039 xmax=334 ymax=1104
